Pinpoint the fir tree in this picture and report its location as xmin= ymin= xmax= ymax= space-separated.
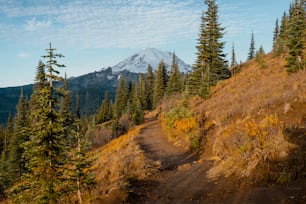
xmin=279 ymin=12 xmax=289 ymax=54
xmin=70 ymin=95 xmax=95 ymax=204
xmin=8 ymin=90 xmax=30 ymax=181
xmin=137 ymin=74 xmax=146 ymax=109
xmin=256 ymin=45 xmax=266 ymax=68
xmin=247 ymin=31 xmax=256 ymax=60
xmin=188 ymin=0 xmax=230 ymax=98
xmin=114 ymin=77 xmax=127 ymax=119
xmin=230 ymin=43 xmax=237 ymax=67
xmin=285 ymin=0 xmax=305 ymax=72
xmin=167 ymin=53 xmax=182 ymax=95
xmin=60 ymin=75 xmax=74 ymax=145
xmin=96 ymin=91 xmax=110 ymax=124
xmin=16 ymin=43 xmax=68 ymax=203
xmin=30 ymin=61 xmax=47 ymax=117
xmin=127 ymin=83 xmax=144 ymax=125
xmin=144 ymin=64 xmax=155 ymax=110
xmin=0 ymin=113 xmax=13 ymax=198
xmin=272 ymin=18 xmax=280 ymax=54
xmin=153 ymin=60 xmax=168 ymax=107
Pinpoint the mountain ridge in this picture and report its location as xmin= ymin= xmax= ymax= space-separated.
xmin=0 ymin=48 xmax=191 ymax=124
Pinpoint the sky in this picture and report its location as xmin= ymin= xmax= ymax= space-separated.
xmin=0 ymin=0 xmax=292 ymax=88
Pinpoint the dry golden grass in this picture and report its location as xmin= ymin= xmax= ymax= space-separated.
xmin=196 ymin=53 xmax=306 ymax=182
xmin=86 ymin=124 xmax=159 ymax=202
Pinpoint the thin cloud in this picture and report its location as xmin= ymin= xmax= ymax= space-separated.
xmin=1 ymin=0 xmax=201 ymax=49
xmin=18 ymin=53 xmax=31 ymax=59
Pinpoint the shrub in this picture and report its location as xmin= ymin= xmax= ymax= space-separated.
xmin=208 ymin=114 xmax=296 ymax=182
xmin=161 ymin=101 xmax=200 ymax=150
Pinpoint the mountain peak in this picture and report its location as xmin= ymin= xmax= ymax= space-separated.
xmin=111 ymin=48 xmax=191 ymax=73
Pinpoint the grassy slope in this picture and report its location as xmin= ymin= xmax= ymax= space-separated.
xmin=86 ymin=124 xmax=158 ymax=203
xmin=197 ymin=54 xmax=306 ymax=183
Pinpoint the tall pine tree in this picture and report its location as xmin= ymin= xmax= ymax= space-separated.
xmin=96 ymin=91 xmax=111 ymax=124
xmin=285 ymin=0 xmax=305 ymax=72
xmin=188 ymin=0 xmax=230 ymax=98
xmin=144 ymin=64 xmax=155 ymax=110
xmin=8 ymin=90 xmax=30 ymax=181
xmin=114 ymin=77 xmax=127 ymax=120
xmin=17 ymin=43 xmax=68 ymax=203
xmin=167 ymin=53 xmax=182 ymax=95
xmin=247 ymin=31 xmax=256 ymax=60
xmin=230 ymin=43 xmax=237 ymax=68
xmin=153 ymin=60 xmax=168 ymax=107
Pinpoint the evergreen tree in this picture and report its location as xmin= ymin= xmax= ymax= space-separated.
xmin=8 ymin=90 xmax=30 ymax=181
xmin=167 ymin=53 xmax=182 ymax=95
xmin=272 ymin=18 xmax=280 ymax=54
xmin=0 ymin=113 xmax=13 ymax=198
xmin=137 ymin=74 xmax=146 ymax=109
xmin=114 ymin=77 xmax=127 ymax=119
xmin=230 ymin=43 xmax=237 ymax=67
xmin=126 ymin=83 xmax=144 ymax=124
xmin=96 ymin=91 xmax=110 ymax=124
xmin=279 ymin=12 xmax=289 ymax=54
xmin=144 ymin=64 xmax=155 ymax=110
xmin=153 ymin=60 xmax=168 ymax=107
xmin=188 ymin=0 xmax=230 ymax=98
xmin=30 ymin=61 xmax=47 ymax=116
xmin=285 ymin=0 xmax=305 ymax=72
xmin=256 ymin=45 xmax=266 ymax=68
xmin=16 ymin=43 xmax=68 ymax=203
xmin=60 ymin=75 xmax=74 ymax=145
xmin=70 ymin=95 xmax=95 ymax=204
xmin=247 ymin=31 xmax=256 ymax=60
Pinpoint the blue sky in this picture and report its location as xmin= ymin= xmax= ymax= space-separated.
xmin=0 ymin=0 xmax=292 ymax=87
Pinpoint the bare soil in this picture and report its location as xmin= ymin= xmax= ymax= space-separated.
xmin=127 ymin=120 xmax=306 ymax=204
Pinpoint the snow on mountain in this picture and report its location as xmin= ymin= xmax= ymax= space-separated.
xmin=111 ymin=48 xmax=191 ymax=73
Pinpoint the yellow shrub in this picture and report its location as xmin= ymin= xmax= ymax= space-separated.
xmin=173 ymin=117 xmax=198 ymax=133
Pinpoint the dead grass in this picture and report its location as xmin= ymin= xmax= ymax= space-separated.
xmin=196 ymin=53 xmax=306 ymax=182
xmin=87 ymin=124 xmax=159 ymax=202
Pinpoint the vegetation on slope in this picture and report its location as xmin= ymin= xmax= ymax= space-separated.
xmin=196 ymin=53 xmax=306 ymax=183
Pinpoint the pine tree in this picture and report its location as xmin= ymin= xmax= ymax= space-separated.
xmin=167 ymin=53 xmax=182 ymax=95
xmin=285 ymin=0 xmax=305 ymax=72
xmin=114 ymin=77 xmax=127 ymax=119
xmin=230 ymin=43 xmax=237 ymax=67
xmin=256 ymin=45 xmax=266 ymax=68
xmin=126 ymin=83 xmax=144 ymax=125
xmin=96 ymin=91 xmax=110 ymax=124
xmin=8 ymin=89 xmax=30 ymax=181
xmin=16 ymin=43 xmax=68 ymax=203
xmin=272 ymin=18 xmax=280 ymax=54
xmin=188 ymin=0 xmax=230 ymax=98
xmin=137 ymin=74 xmax=146 ymax=109
xmin=279 ymin=12 xmax=289 ymax=54
xmin=0 ymin=113 xmax=13 ymax=198
xmin=153 ymin=60 xmax=168 ymax=107
xmin=144 ymin=64 xmax=155 ymax=110
xmin=70 ymin=95 xmax=95 ymax=204
xmin=60 ymin=75 xmax=74 ymax=145
xmin=247 ymin=31 xmax=256 ymax=60
xmin=30 ymin=61 xmax=47 ymax=116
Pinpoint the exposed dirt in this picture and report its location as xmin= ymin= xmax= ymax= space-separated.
xmin=126 ymin=120 xmax=306 ymax=204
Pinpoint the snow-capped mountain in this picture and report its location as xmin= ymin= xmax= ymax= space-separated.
xmin=111 ymin=48 xmax=191 ymax=73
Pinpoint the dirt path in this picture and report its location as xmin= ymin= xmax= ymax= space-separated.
xmin=127 ymin=120 xmax=306 ymax=204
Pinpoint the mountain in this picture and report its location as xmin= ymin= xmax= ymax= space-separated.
xmin=111 ymin=48 xmax=191 ymax=73
xmin=0 ymin=48 xmax=191 ymax=124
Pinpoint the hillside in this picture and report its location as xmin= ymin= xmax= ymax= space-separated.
xmin=197 ymin=53 xmax=305 ymax=182
xmin=78 ymin=53 xmax=305 ymax=203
